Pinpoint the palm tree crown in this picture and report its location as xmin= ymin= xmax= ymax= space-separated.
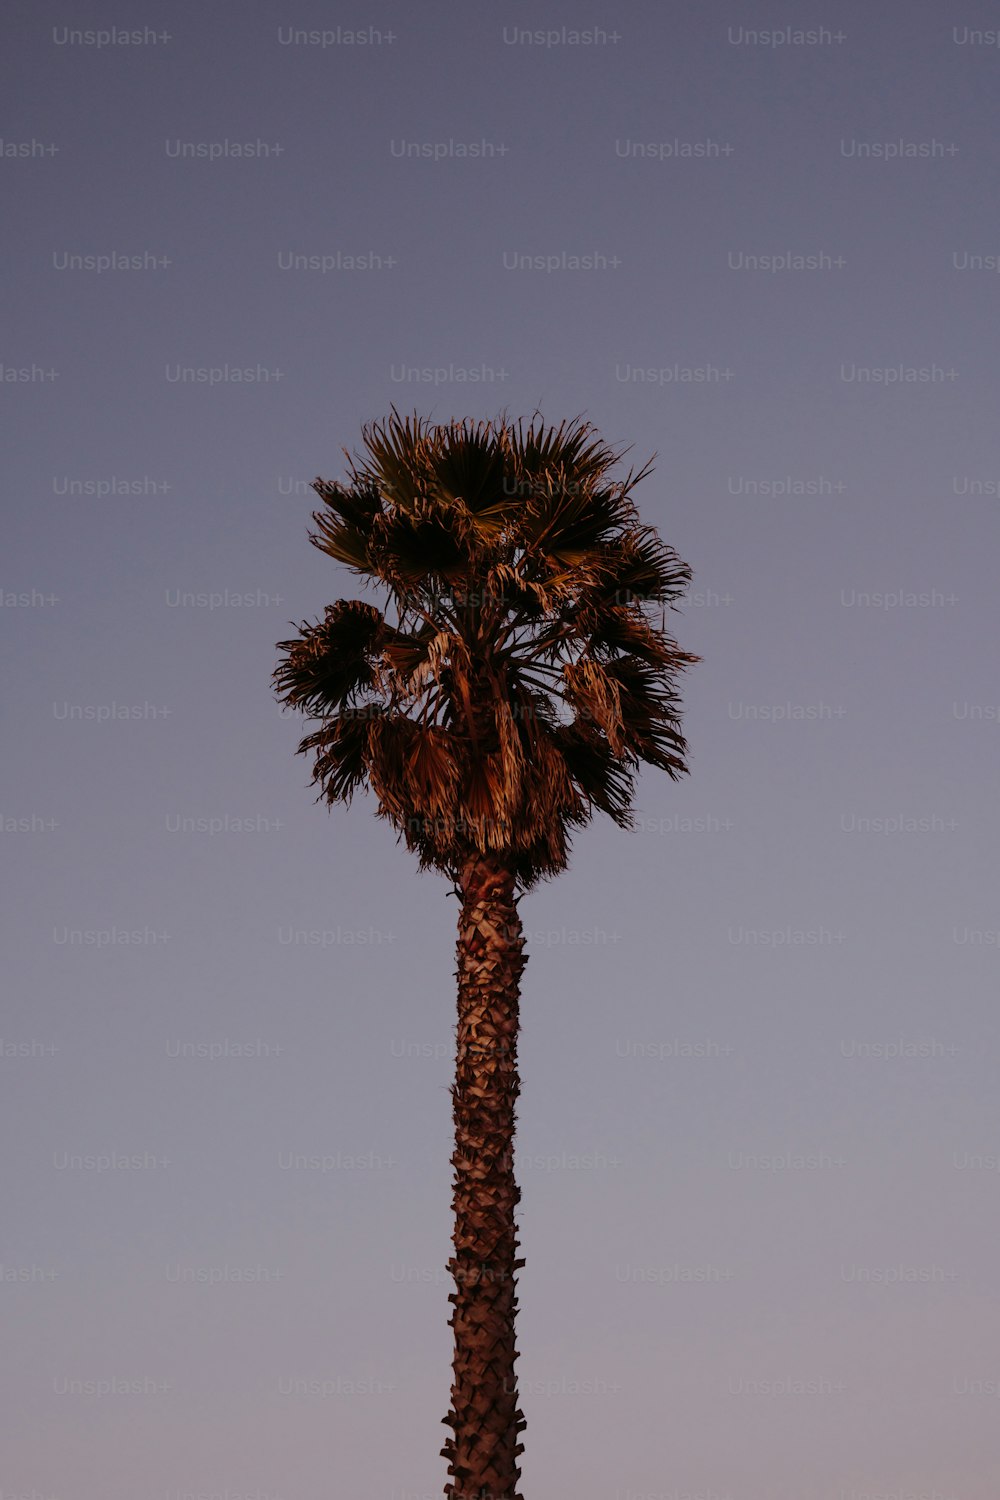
xmin=274 ymin=406 xmax=700 ymax=891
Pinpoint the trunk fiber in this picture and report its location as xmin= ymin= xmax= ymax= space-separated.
xmin=441 ymin=852 xmax=527 ymax=1500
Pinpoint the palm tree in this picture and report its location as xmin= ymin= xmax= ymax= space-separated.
xmin=273 ymin=407 xmax=699 ymax=1500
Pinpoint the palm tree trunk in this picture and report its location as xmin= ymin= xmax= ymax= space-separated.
xmin=441 ymin=851 xmax=527 ymax=1500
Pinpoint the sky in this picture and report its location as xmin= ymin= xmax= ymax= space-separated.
xmin=3 ymin=1 xmax=1000 ymax=1497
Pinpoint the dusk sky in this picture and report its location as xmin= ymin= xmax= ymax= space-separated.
xmin=4 ymin=2 xmax=1000 ymax=1497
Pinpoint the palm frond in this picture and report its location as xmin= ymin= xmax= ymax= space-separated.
xmin=275 ymin=408 xmax=698 ymax=890
xmin=298 ymin=706 xmax=381 ymax=805
xmin=274 ymin=600 xmax=385 ymax=713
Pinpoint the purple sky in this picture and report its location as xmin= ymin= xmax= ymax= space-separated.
xmin=4 ymin=2 xmax=1000 ymax=1496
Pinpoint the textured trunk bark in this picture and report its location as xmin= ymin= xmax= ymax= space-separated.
xmin=441 ymin=851 xmax=527 ymax=1500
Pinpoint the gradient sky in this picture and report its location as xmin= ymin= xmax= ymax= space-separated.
xmin=4 ymin=2 xmax=1000 ymax=1497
